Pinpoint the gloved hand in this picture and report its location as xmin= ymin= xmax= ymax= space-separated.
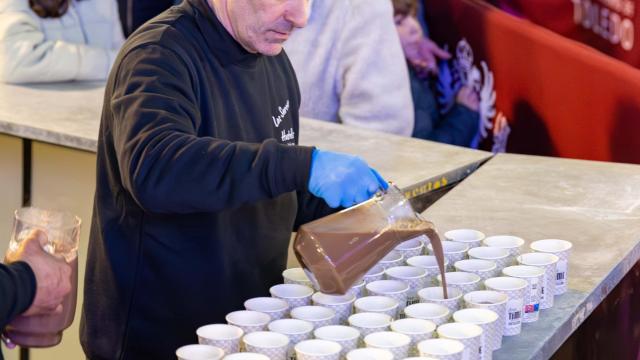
xmin=308 ymin=149 xmax=388 ymax=208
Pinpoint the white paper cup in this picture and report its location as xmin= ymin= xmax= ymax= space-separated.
xmin=347 ymin=280 xmax=366 ymax=298
xmin=454 ymin=259 xmax=498 ymax=281
xmin=364 ymin=331 xmax=411 ymax=359
xmin=530 ymin=239 xmax=572 ymax=295
xmin=463 ymin=291 xmax=508 ymax=350
xmin=453 ymin=308 xmax=499 ymax=360
xmin=268 ymin=318 xmax=314 ymax=360
xmin=365 ymin=280 xmax=410 ymax=313
xmin=245 ymin=297 xmax=290 ymax=320
xmin=516 ymin=252 xmax=559 ymax=309
xmin=404 ymin=303 xmax=450 ymax=326
xmin=418 ymin=287 xmax=463 ymax=313
xmin=312 ymin=292 xmax=356 ymax=325
xmin=347 ymin=312 xmax=393 ymax=338
xmin=176 ymin=344 xmax=224 ymax=360
xmin=226 ymin=311 xmax=271 ymax=334
xmin=427 ymin=241 xmax=469 ymax=270
xmin=223 ymin=353 xmax=269 ymax=360
xmin=437 ymin=271 xmax=482 ymax=294
xmin=484 ymin=277 xmax=527 ymax=336
xmin=502 ymin=265 xmax=545 ymax=322
xmin=417 ymin=338 xmax=465 ymax=359
xmin=364 ymin=264 xmax=386 ymax=284
xmin=390 ymin=318 xmax=436 ymax=356
xmin=283 ymin=268 xmax=314 ymax=288
xmin=436 ymin=323 xmax=483 ymax=360
xmin=223 ymin=354 xmax=269 ymax=360
xmin=314 ymin=325 xmax=360 ymax=359
xmin=295 ymin=339 xmax=342 ymax=360
xmin=378 ymin=250 xmax=405 ymax=270
xmin=395 ymin=238 xmax=425 ymax=260
xmin=354 ymin=296 xmax=399 ymax=319
xmin=242 ymin=331 xmax=289 ymax=360
xmin=345 ymin=348 xmax=393 ymax=360
xmin=406 ymin=255 xmax=450 ymax=285
xmin=445 ymin=229 xmax=485 ymax=249
xmin=291 ymin=306 xmax=337 ymax=328
xmin=467 ymin=247 xmax=511 ymax=271
xmin=385 ymin=266 xmax=428 ymax=305
xmin=197 ymin=324 xmax=244 ymax=354
xmin=482 ymin=236 xmax=525 ymax=266
xmin=270 ymin=284 xmax=314 ymax=309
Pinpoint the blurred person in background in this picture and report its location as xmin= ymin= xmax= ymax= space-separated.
xmin=0 ymin=0 xmax=124 ymax=83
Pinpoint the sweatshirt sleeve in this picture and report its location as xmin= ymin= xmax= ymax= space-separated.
xmin=0 ymin=2 xmax=115 ymax=83
xmin=335 ymin=0 xmax=414 ymax=136
xmin=0 ymin=262 xmax=36 ymax=329
xmin=110 ymin=45 xmax=314 ymax=214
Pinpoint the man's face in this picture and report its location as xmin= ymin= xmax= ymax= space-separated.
xmin=227 ymin=0 xmax=309 ymax=56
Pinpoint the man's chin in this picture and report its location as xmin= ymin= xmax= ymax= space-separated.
xmin=258 ymin=43 xmax=284 ymax=56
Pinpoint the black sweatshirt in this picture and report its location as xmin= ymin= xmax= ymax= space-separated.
xmin=0 ymin=262 xmax=36 ymax=360
xmin=81 ymin=0 xmax=333 ymax=359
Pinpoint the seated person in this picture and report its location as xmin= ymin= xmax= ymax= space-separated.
xmin=117 ymin=0 xmax=177 ymax=37
xmin=284 ymin=0 xmax=414 ymax=136
xmin=0 ymin=0 xmax=124 ymax=84
xmin=393 ymin=0 xmax=480 ymax=146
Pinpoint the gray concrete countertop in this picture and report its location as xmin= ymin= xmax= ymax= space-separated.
xmin=0 ymin=82 xmax=492 ymax=186
xmin=422 ymin=153 xmax=640 ymax=360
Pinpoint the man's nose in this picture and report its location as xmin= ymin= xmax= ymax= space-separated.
xmin=285 ymin=0 xmax=309 ymax=28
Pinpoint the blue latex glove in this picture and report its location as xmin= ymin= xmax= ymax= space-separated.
xmin=308 ymin=149 xmax=388 ymax=208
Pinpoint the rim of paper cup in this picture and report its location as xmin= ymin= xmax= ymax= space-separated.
xmin=243 ymin=331 xmax=290 ymax=348
xmin=381 ymin=251 xmax=403 ymax=262
xmin=468 ymin=246 xmax=510 ymax=259
xmin=396 ymin=238 xmax=424 ymax=250
xmin=418 ymin=287 xmax=462 ymax=301
xmin=454 ymin=259 xmax=497 ymax=272
xmin=355 ymin=296 xmax=399 ymax=312
xmin=484 ymin=277 xmax=528 ymax=291
xmin=436 ymin=322 xmax=483 ymax=339
xmin=463 ymin=290 xmax=508 ymax=305
xmin=295 ymin=339 xmax=342 ymax=355
xmin=429 ymin=241 xmax=468 ymax=254
xmin=312 ymin=292 xmax=356 ymax=306
xmin=366 ymin=264 xmax=386 ymax=277
xmin=530 ymin=239 xmax=573 ymax=253
xmin=407 ymin=255 xmax=449 ymax=268
xmin=226 ymin=311 xmax=271 ymax=326
xmin=453 ymin=308 xmax=499 ymax=324
xmin=282 ymin=268 xmax=311 ymax=282
xmin=517 ymin=252 xmax=560 ymax=266
xmin=269 ymin=284 xmax=314 ymax=299
xmin=385 ymin=266 xmax=427 ymax=279
xmin=390 ymin=318 xmax=437 ymax=334
xmin=405 ymin=303 xmax=449 ymax=318
xmin=291 ymin=306 xmax=335 ymax=321
xmin=346 ymin=348 xmax=394 ymax=360
xmin=197 ymin=324 xmax=244 ymax=340
xmin=314 ymin=325 xmax=360 ymax=341
xmin=444 ymin=229 xmax=485 ymax=243
xmin=502 ymin=265 xmax=545 ymax=278
xmin=417 ymin=338 xmax=464 ymax=355
xmin=268 ymin=319 xmax=314 ymax=335
xmin=176 ymin=344 xmax=224 ymax=359
xmin=483 ymin=235 xmax=525 ymax=248
xmin=244 ymin=297 xmax=289 ymax=312
xmin=364 ymin=331 xmax=411 ymax=348
xmin=223 ymin=353 xmax=270 ymax=360
xmin=366 ymin=280 xmax=409 ymax=294
xmin=348 ymin=312 xmax=393 ymax=328
xmin=437 ymin=272 xmax=480 ymax=285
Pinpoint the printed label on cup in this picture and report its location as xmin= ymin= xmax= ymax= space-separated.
xmin=525 ymin=279 xmax=540 ymax=316
xmin=407 ymin=297 xmax=420 ymax=306
xmin=541 ymin=273 xmax=549 ymax=301
xmin=506 ymin=298 xmax=524 ymax=329
xmin=556 ymin=260 xmax=568 ymax=287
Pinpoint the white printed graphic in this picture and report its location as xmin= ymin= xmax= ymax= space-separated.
xmin=506 ymin=298 xmax=524 ymax=330
xmin=272 ymin=99 xmax=290 ymax=128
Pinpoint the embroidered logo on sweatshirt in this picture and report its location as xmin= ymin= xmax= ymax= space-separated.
xmin=272 ymin=100 xmax=290 ymax=128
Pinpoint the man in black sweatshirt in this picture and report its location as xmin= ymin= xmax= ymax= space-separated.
xmin=1 ymin=230 xmax=72 ymax=360
xmin=81 ymin=0 xmax=387 ymax=358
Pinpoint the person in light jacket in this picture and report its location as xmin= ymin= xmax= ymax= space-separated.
xmin=0 ymin=0 xmax=124 ymax=84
